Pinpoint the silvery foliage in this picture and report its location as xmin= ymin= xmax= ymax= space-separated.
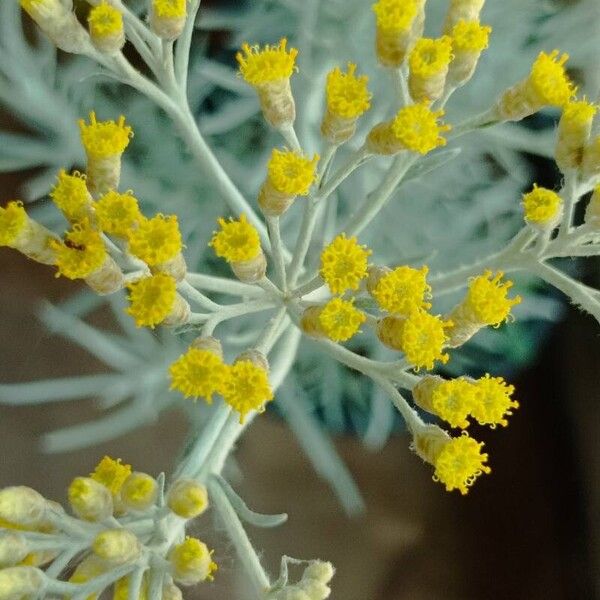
xmin=0 ymin=0 xmax=588 ymax=511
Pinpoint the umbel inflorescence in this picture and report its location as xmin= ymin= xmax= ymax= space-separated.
xmin=2 ymin=0 xmax=600 ymax=598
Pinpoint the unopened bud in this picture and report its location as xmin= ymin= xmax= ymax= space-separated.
xmin=0 ymin=532 xmax=28 ymax=567
xmin=68 ymin=477 xmax=113 ymax=522
xmin=0 ymin=487 xmax=47 ymax=528
xmin=92 ymin=529 xmax=140 ymax=565
xmin=167 ymin=480 xmax=209 ymax=519
xmin=120 ymin=472 xmax=158 ymax=512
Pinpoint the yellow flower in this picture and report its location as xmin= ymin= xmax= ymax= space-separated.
xmin=561 ymin=99 xmax=597 ymax=128
xmin=152 ymin=0 xmax=186 ymax=18
xmin=120 ymin=473 xmax=158 ymax=512
xmin=50 ymin=221 xmax=106 ymax=280
xmin=168 ymin=537 xmax=217 ymax=586
xmin=371 ymin=265 xmax=431 ymax=315
xmin=409 ymin=37 xmax=453 ymax=78
xmin=267 ymin=149 xmax=319 ymax=196
xmin=450 ymin=20 xmax=491 ymax=52
xmin=372 ymin=0 xmax=419 ymax=33
xmin=318 ymin=297 xmax=366 ymax=342
xmin=79 ymin=112 xmax=133 ymax=159
xmin=95 ymin=190 xmax=142 ymax=238
xmin=463 ymin=271 xmax=521 ymax=327
xmin=325 ymin=64 xmax=371 ymax=119
xmin=320 ymin=233 xmax=372 ymax=294
xmin=471 ymin=374 xmax=518 ymax=427
xmin=390 ymin=103 xmax=450 ymax=154
xmin=92 ymin=529 xmax=140 ymax=565
xmin=222 ymin=360 xmax=274 ymax=422
xmin=522 ymin=185 xmax=563 ymax=227
xmin=0 ymin=201 xmax=27 ymax=247
xmin=378 ymin=311 xmax=451 ymax=370
xmin=90 ymin=456 xmax=132 ymax=496
xmin=526 ymin=51 xmax=575 ymax=108
xmin=88 ymin=2 xmax=123 ymax=37
xmin=236 ymin=38 xmax=298 ymax=86
xmin=167 ymin=480 xmax=209 ymax=519
xmin=209 ymin=214 xmax=261 ymax=263
xmin=113 ymin=574 xmax=148 ymax=600
xmin=126 ymin=273 xmax=177 ymax=328
xmin=433 ymin=433 xmax=491 ymax=495
xmin=169 ymin=348 xmax=229 ymax=402
xmin=68 ymin=477 xmax=113 ymax=522
xmin=50 ymin=171 xmax=91 ymax=221
xmin=430 ymin=378 xmax=476 ymax=430
xmin=127 ymin=214 xmax=182 ymax=266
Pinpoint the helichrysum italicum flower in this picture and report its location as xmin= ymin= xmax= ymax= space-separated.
xmin=128 ymin=213 xmax=182 ymax=263
xmin=321 ymin=63 xmax=371 ymax=145
xmin=367 ymin=103 xmax=450 ymax=155
xmin=317 ymin=297 xmax=366 ymax=343
xmin=555 ymin=100 xmax=597 ymax=172
xmin=414 ymin=375 xmax=477 ymax=429
xmin=169 ymin=348 xmax=229 ymax=402
xmin=168 ymin=537 xmax=217 ymax=585
xmin=0 ymin=532 xmax=28 ymax=568
xmin=222 ymin=358 xmax=274 ymax=422
xmin=92 ymin=529 xmax=141 ymax=565
xmin=91 ymin=456 xmax=132 ymax=497
xmin=67 ymin=477 xmax=113 ymax=522
xmin=0 ymin=487 xmax=47 ymax=528
xmin=151 ymin=0 xmax=187 ymax=40
xmin=237 ymin=38 xmax=298 ymax=127
xmin=448 ymin=20 xmax=492 ymax=87
xmin=87 ymin=1 xmax=125 ymax=54
xmin=167 ymin=480 xmax=209 ymax=519
xmin=0 ymin=201 xmax=28 ymax=249
xmin=497 ymin=51 xmax=575 ymax=121
xmin=50 ymin=170 xmax=93 ymax=222
xmin=443 ymin=0 xmax=485 ymax=33
xmin=319 ymin=233 xmax=371 ymax=295
xmin=378 ymin=311 xmax=451 ymax=370
xmin=69 ymin=555 xmax=108 ymax=587
xmin=259 ymin=149 xmax=319 ymax=216
xmin=368 ymin=265 xmax=431 ymax=315
xmin=50 ymin=220 xmax=107 ymax=280
xmin=522 ymin=185 xmax=563 ymax=229
xmin=95 ymin=190 xmax=142 ymax=238
xmin=372 ymin=0 xmax=421 ymax=67
xmin=471 ymin=374 xmax=518 ymax=427
xmin=126 ymin=273 xmax=186 ymax=328
xmin=210 ymin=215 xmax=266 ymax=283
xmin=0 ymin=566 xmax=45 ymax=600
xmin=119 ymin=472 xmax=158 ymax=512
xmin=79 ymin=112 xmax=133 ymax=196
xmin=408 ymin=36 xmax=453 ymax=103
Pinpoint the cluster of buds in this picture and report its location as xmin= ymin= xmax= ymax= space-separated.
xmin=0 ymin=457 xmax=216 ymax=600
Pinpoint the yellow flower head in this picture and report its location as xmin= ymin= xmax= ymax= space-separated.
xmin=120 ymin=473 xmax=158 ymax=512
xmin=236 ymin=38 xmax=298 ymax=86
xmin=88 ymin=2 xmax=123 ymax=37
xmin=167 ymin=480 xmax=209 ymax=519
xmin=126 ymin=273 xmax=177 ymax=328
xmin=50 ymin=220 xmax=106 ymax=280
xmin=561 ymin=99 xmax=597 ymax=128
xmin=325 ymin=63 xmax=372 ymax=120
xmin=152 ymin=0 xmax=186 ymax=18
xmin=409 ymin=37 xmax=453 ymax=78
xmin=381 ymin=311 xmax=451 ymax=370
xmin=222 ymin=360 xmax=274 ymax=422
xmin=433 ymin=433 xmax=491 ymax=495
xmin=431 ymin=378 xmax=476 ymax=429
xmin=169 ymin=348 xmax=229 ymax=402
xmin=79 ymin=112 xmax=133 ymax=159
xmin=391 ymin=103 xmax=451 ymax=155
xmin=114 ymin=575 xmax=148 ymax=600
xmin=450 ymin=20 xmax=491 ymax=52
xmin=318 ymin=297 xmax=366 ymax=342
xmin=320 ymin=233 xmax=372 ymax=295
xmin=527 ymin=51 xmax=575 ymax=108
xmin=371 ymin=265 xmax=431 ymax=315
xmin=168 ymin=537 xmax=217 ymax=585
xmin=471 ymin=374 xmax=518 ymax=427
xmin=127 ymin=214 xmax=182 ymax=266
xmin=464 ymin=271 xmax=521 ymax=327
xmin=372 ymin=0 xmax=419 ymax=33
xmin=0 ymin=201 xmax=27 ymax=247
xmin=522 ymin=185 xmax=563 ymax=226
xmin=95 ymin=190 xmax=142 ymax=238
xmin=210 ymin=214 xmax=261 ymax=263
xmin=50 ymin=171 xmax=91 ymax=221
xmin=267 ymin=149 xmax=319 ymax=196
xmin=90 ymin=456 xmax=132 ymax=497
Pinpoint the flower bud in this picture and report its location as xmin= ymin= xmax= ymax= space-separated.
xmin=302 ymin=561 xmax=335 ymax=584
xmin=68 ymin=477 xmax=113 ymax=522
xmin=0 ymin=532 xmax=28 ymax=567
xmin=167 ymin=480 xmax=209 ymax=519
xmin=0 ymin=566 xmax=45 ymax=600
xmin=88 ymin=2 xmax=125 ymax=55
xmin=161 ymin=582 xmax=183 ymax=600
xmin=0 ymin=486 xmax=47 ymax=528
xmin=150 ymin=0 xmax=187 ymax=40
xmin=92 ymin=529 xmax=141 ymax=565
xmin=168 ymin=537 xmax=217 ymax=585
xmin=120 ymin=472 xmax=158 ymax=512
